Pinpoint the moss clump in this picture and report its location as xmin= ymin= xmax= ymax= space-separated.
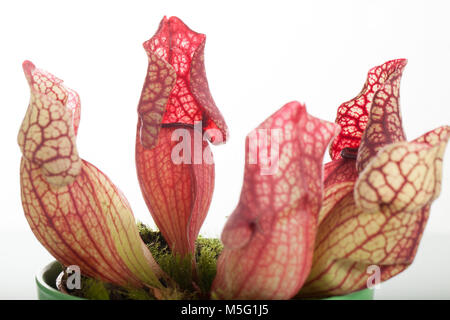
xmin=65 ymin=222 xmax=223 ymax=300
xmin=63 ymin=273 xmax=155 ymax=300
xmin=140 ymin=222 xmax=223 ymax=298
xmin=82 ymin=277 xmax=110 ymax=300
xmin=137 ymin=222 xmax=169 ymax=249
xmin=196 ymin=236 xmax=223 ymax=293
xmin=62 ymin=274 xmax=111 ymax=300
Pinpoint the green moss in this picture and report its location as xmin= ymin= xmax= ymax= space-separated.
xmin=156 ymin=252 xmax=194 ymax=290
xmin=139 ymin=221 xmax=223 ymax=296
xmin=61 ymin=273 xmax=111 ymax=300
xmin=82 ymin=277 xmax=110 ymax=300
xmin=137 ymin=222 xmax=169 ymax=249
xmin=68 ymin=222 xmax=223 ymax=300
xmin=121 ymin=286 xmax=156 ymax=300
xmin=196 ymin=236 xmax=223 ymax=293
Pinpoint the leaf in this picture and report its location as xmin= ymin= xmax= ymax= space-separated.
xmin=19 ymin=62 xmax=162 ymax=289
xmin=212 ymin=102 xmax=339 ymax=299
xmin=330 ymin=59 xmax=407 ymax=160
xmin=319 ymin=158 xmax=358 ymax=225
xmin=136 ymin=126 xmax=214 ymax=257
xmin=355 ymin=126 xmax=450 ymax=214
xmin=137 ymin=51 xmax=177 ymax=149
xmin=142 ymin=16 xmax=228 ymax=145
xmin=18 ymin=61 xmax=82 ymax=187
xmin=189 ymin=40 xmax=229 ymax=144
xmin=356 ymin=63 xmax=407 ymax=172
xmin=299 ymin=126 xmax=449 ymax=297
xmin=298 ymin=192 xmax=430 ymax=297
xmin=136 ymin=16 xmax=228 ymax=258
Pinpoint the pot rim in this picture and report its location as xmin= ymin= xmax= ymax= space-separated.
xmin=35 ymin=260 xmax=84 ymax=300
xmin=36 ymin=260 xmax=374 ymax=300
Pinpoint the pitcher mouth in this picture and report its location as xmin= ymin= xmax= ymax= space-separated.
xmin=340 ymin=147 xmax=358 ymax=159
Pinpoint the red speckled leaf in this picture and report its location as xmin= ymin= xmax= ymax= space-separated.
xmin=355 ymin=126 xmax=450 ymax=214
xmin=20 ymin=159 xmax=163 ymax=288
xmin=142 ymin=16 xmax=228 ymax=145
xmin=135 ymin=125 xmax=214 ymax=257
xmin=356 ymin=63 xmax=407 ymax=173
xmin=318 ymin=158 xmax=358 ymax=225
xmin=411 ymin=126 xmax=450 ymax=199
xmin=22 ymin=61 xmax=81 ymax=135
xmin=18 ymin=61 xmax=82 ymax=187
xmin=190 ymin=40 xmax=228 ymax=144
xmin=212 ymin=102 xmax=339 ymax=299
xmin=137 ymin=50 xmax=177 ymax=149
xmin=136 ymin=16 xmax=226 ymax=258
xmin=330 ymin=59 xmax=407 ymax=160
xmin=298 ymin=192 xmax=431 ymax=297
xmin=298 ymin=126 xmax=449 ymax=297
xmin=18 ymin=62 xmax=162 ymax=289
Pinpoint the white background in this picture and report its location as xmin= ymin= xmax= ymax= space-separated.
xmin=0 ymin=0 xmax=449 ymax=299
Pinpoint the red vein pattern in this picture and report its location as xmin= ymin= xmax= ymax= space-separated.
xmin=330 ymin=59 xmax=407 ymax=160
xmin=355 ymin=126 xmax=450 ymax=214
xmin=189 ymin=40 xmax=228 ymax=143
xmin=18 ymin=62 xmax=162 ymax=288
xmin=138 ymin=50 xmax=177 ymax=149
xmin=136 ymin=126 xmax=214 ymax=256
xmin=142 ymin=16 xmax=228 ymax=145
xmin=298 ymin=192 xmax=431 ymax=297
xmin=300 ymin=126 xmax=449 ymax=297
xmin=212 ymin=102 xmax=339 ymax=299
xmin=297 ymin=58 xmax=449 ymax=296
xmin=318 ymin=158 xmax=358 ymax=225
xmin=356 ymin=63 xmax=407 ymax=173
xmin=18 ymin=61 xmax=82 ymax=187
xmin=136 ymin=16 xmax=228 ymax=258
xmin=411 ymin=125 xmax=450 ymax=200
xmin=21 ymin=159 xmax=163 ymax=287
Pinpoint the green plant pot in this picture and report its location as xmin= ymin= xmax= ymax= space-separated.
xmin=322 ymin=288 xmax=374 ymax=300
xmin=36 ymin=261 xmax=374 ymax=300
xmin=36 ymin=261 xmax=84 ymax=300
